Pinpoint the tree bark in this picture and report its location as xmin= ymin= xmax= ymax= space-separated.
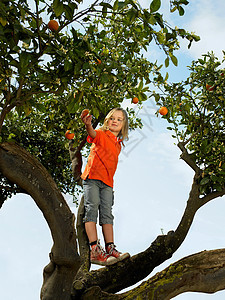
xmin=120 ymin=248 xmax=225 ymax=299
xmin=0 ymin=142 xmax=80 ymax=300
xmin=83 ymin=248 xmax=225 ymax=299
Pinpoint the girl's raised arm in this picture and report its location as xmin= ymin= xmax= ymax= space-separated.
xmin=81 ymin=113 xmax=96 ymax=139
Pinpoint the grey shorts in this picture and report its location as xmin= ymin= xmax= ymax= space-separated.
xmin=83 ymin=178 xmax=114 ymax=225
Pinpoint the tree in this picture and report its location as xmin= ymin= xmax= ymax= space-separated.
xmin=2 ymin=0 xmax=224 ymax=299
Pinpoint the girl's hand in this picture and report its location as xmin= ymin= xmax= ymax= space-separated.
xmin=81 ymin=113 xmax=92 ymax=125
xmin=81 ymin=112 xmax=96 ymax=139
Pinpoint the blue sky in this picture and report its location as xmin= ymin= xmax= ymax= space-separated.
xmin=1 ymin=0 xmax=225 ymax=299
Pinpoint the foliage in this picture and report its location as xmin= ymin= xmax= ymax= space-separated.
xmin=0 ymin=0 xmax=199 ymax=200
xmin=153 ymin=52 xmax=225 ymax=196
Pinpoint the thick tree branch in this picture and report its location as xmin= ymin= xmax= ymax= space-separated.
xmin=0 ymin=142 xmax=80 ymax=300
xmin=115 ymin=248 xmax=225 ymax=299
xmin=77 ymin=248 xmax=225 ymax=299
xmin=76 ymin=196 xmax=90 ymax=268
xmin=72 ymin=196 xmax=91 ymax=299
xmin=172 ymin=173 xmax=201 ymax=247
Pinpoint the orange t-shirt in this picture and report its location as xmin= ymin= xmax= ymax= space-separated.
xmin=81 ymin=129 xmax=122 ymax=187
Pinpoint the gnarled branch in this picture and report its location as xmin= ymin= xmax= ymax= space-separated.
xmin=77 ymin=248 xmax=225 ymax=299
xmin=0 ymin=142 xmax=80 ymax=300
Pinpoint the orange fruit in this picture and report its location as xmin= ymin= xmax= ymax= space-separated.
xmin=179 ymin=103 xmax=183 ymax=111
xmin=132 ymin=97 xmax=139 ymax=104
xmin=206 ymin=83 xmax=214 ymax=91
xmin=81 ymin=109 xmax=90 ymax=118
xmin=159 ymin=106 xmax=168 ymax=115
xmin=48 ymin=20 xmax=59 ymax=32
xmin=65 ymin=130 xmax=75 ymax=140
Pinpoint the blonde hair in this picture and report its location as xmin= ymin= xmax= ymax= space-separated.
xmin=101 ymin=107 xmax=129 ymax=143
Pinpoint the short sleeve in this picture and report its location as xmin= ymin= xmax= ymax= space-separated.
xmin=87 ymin=135 xmax=93 ymax=143
xmin=86 ymin=130 xmax=101 ymax=144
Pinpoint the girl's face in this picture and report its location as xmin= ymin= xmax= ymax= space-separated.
xmin=107 ymin=110 xmax=124 ymax=136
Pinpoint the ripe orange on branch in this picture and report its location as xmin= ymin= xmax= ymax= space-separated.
xmin=159 ymin=106 xmax=168 ymax=115
xmin=132 ymin=97 xmax=139 ymax=104
xmin=65 ymin=130 xmax=75 ymax=140
xmin=48 ymin=20 xmax=59 ymax=32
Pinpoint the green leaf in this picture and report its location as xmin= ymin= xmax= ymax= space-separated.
xmin=64 ymin=60 xmax=73 ymax=72
xmin=64 ymin=5 xmax=74 ymax=20
xmin=165 ymin=57 xmax=169 ymax=68
xmin=67 ymin=91 xmax=83 ymax=113
xmin=67 ymin=99 xmax=80 ymax=114
xmin=100 ymin=72 xmax=110 ymax=84
xmin=35 ymin=103 xmax=46 ymax=113
xmin=102 ymin=4 xmax=107 ymax=18
xmin=180 ymin=0 xmax=189 ymax=5
xmin=154 ymin=93 xmax=160 ymax=102
xmin=150 ymin=0 xmax=161 ymax=13
xmin=53 ymin=0 xmax=64 ymax=17
xmin=171 ymin=55 xmax=178 ymax=66
xmin=200 ymin=177 xmax=210 ymax=185
xmin=138 ymin=81 xmax=143 ymax=90
xmin=210 ymin=174 xmax=218 ymax=182
xmin=127 ymin=8 xmax=138 ymax=22
xmin=92 ymin=107 xmax=100 ymax=119
xmin=165 ymin=72 xmax=169 ymax=81
xmin=178 ymin=6 xmax=185 ymax=16
xmin=99 ymin=2 xmax=113 ymax=9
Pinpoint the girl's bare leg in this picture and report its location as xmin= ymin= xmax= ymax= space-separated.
xmin=102 ymin=224 xmax=114 ymax=244
xmin=85 ymin=222 xmax=98 ymax=243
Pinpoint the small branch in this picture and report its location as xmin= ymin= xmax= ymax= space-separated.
xmin=200 ymin=188 xmax=225 ymax=207
xmin=0 ymin=103 xmax=16 ymax=134
xmin=35 ymin=0 xmax=42 ymax=52
xmin=16 ymin=78 xmax=25 ymax=100
xmin=73 ymin=197 xmax=90 ymax=298
xmin=182 ymin=128 xmax=201 ymax=147
xmin=178 ymin=141 xmax=202 ymax=175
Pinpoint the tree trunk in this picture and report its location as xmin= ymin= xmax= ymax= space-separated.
xmin=0 ymin=142 xmax=80 ymax=300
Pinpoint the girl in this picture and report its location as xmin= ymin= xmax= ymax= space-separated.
xmin=81 ymin=107 xmax=130 ymax=266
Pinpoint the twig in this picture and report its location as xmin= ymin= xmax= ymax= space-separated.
xmin=178 ymin=142 xmax=202 ymax=174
